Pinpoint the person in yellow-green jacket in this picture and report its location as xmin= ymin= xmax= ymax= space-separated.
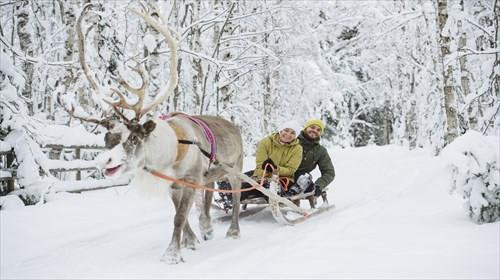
xmin=239 ymin=120 xmax=303 ymax=201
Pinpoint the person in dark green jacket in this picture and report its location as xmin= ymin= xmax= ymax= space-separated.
xmin=288 ymin=119 xmax=335 ymax=199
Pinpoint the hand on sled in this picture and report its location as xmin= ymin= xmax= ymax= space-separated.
xmin=262 ymin=158 xmax=277 ymax=173
xmin=314 ymin=184 xmax=322 ymax=197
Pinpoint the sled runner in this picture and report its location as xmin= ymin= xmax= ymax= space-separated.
xmin=214 ymin=205 xmax=267 ymax=223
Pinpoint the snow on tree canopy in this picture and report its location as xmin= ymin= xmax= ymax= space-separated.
xmin=37 ymin=125 xmax=104 ymax=147
xmin=0 ymin=50 xmax=25 ymax=88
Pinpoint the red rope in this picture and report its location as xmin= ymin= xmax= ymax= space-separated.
xmin=148 ymin=163 xmax=290 ymax=193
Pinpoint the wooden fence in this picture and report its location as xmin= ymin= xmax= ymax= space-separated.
xmin=0 ymin=145 xmax=128 ymax=196
xmin=43 ymin=144 xmax=105 ymax=180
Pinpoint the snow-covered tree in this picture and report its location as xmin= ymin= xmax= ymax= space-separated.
xmin=441 ymin=130 xmax=499 ymax=224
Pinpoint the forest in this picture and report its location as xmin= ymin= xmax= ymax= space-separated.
xmin=1 ymin=0 xmax=497 ymax=152
xmin=0 ymin=0 xmax=499 ymax=206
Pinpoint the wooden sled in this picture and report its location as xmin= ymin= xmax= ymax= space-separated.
xmin=216 ymin=163 xmax=334 ymax=225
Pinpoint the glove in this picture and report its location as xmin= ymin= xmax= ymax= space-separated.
xmin=314 ymin=184 xmax=322 ymax=197
xmin=261 ymin=158 xmax=277 ymax=173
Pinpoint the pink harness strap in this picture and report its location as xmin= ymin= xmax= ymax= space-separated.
xmin=160 ymin=112 xmax=217 ymax=162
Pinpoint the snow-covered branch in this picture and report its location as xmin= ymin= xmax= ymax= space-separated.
xmin=465 ymin=18 xmax=494 ymax=39
xmin=0 ymin=35 xmax=78 ymax=67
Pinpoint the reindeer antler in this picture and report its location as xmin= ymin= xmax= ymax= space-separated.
xmin=74 ymin=3 xmax=178 ymax=123
xmin=76 ymin=3 xmax=100 ymax=94
xmin=128 ymin=6 xmax=178 ymax=119
xmin=56 ymin=3 xmax=114 ymax=130
xmin=57 ymin=94 xmax=113 ymax=130
xmin=106 ymin=61 xmax=149 ymax=119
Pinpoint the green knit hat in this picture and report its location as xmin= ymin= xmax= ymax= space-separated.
xmin=303 ymin=119 xmax=325 ymax=134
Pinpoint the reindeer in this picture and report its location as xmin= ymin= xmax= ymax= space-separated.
xmin=69 ymin=4 xmax=243 ymax=264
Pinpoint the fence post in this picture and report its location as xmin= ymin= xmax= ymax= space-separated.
xmin=48 ymin=146 xmax=62 ymax=178
xmin=76 ymin=147 xmax=81 ymax=180
xmin=6 ymin=149 xmax=15 ymax=193
xmin=49 ymin=146 xmax=62 ymax=160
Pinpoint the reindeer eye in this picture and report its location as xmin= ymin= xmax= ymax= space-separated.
xmin=127 ymin=134 xmax=141 ymax=146
xmin=131 ymin=135 xmax=139 ymax=145
xmin=123 ymin=134 xmax=141 ymax=153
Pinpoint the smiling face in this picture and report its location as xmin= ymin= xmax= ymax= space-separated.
xmin=278 ymin=128 xmax=297 ymax=144
xmin=304 ymin=124 xmax=322 ymax=140
xmin=98 ymin=120 xmax=157 ymax=177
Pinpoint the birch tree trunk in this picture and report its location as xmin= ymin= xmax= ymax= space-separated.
xmin=61 ymin=0 xmax=78 ymax=100
xmin=381 ymin=99 xmax=392 ymax=145
xmin=456 ymin=0 xmax=474 ymax=130
xmin=169 ymin=0 xmax=183 ymax=112
xmin=144 ymin=0 xmax=161 ymax=111
xmin=188 ymin=1 xmax=203 ymax=113
xmin=16 ymin=1 xmax=34 ymax=115
xmin=213 ymin=1 xmax=236 ymax=117
xmin=261 ymin=15 xmax=272 ymax=132
xmin=213 ymin=0 xmax=222 ymax=114
xmin=482 ymin=0 xmax=500 ymax=133
xmin=437 ymin=0 xmax=458 ymax=145
xmin=457 ymin=0 xmax=470 ymax=98
xmin=494 ymin=0 xmax=500 ymax=102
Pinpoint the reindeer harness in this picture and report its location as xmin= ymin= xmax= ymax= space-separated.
xmin=160 ymin=112 xmax=218 ymax=164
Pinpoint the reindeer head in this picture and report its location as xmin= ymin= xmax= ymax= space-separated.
xmin=98 ymin=119 xmax=156 ymax=177
xmin=65 ymin=3 xmax=178 ymax=178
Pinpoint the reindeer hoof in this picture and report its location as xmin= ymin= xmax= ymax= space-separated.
xmin=202 ymin=229 xmax=214 ymax=241
xmin=161 ymin=253 xmax=184 ymax=264
xmin=182 ymin=238 xmax=199 ymax=250
xmin=225 ymin=228 xmax=240 ymax=239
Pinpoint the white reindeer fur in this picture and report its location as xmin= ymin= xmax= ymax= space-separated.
xmin=99 ymin=115 xmax=243 ymax=264
xmin=130 ymin=119 xmax=206 ymax=199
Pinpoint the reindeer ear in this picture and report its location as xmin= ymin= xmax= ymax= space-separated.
xmin=143 ymin=120 xmax=156 ymax=136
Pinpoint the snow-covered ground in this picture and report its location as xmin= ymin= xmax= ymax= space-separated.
xmin=1 ymin=145 xmax=498 ymax=279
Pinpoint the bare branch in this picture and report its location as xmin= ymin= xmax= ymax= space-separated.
xmin=465 ymin=18 xmax=494 ymax=39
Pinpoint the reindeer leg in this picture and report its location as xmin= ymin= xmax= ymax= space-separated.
xmin=161 ymin=185 xmax=196 ymax=263
xmin=182 ymin=219 xmax=199 ymax=250
xmin=161 ymin=185 xmax=184 ymax=264
xmin=167 ymin=185 xmax=199 ymax=251
xmin=178 ymin=187 xmax=198 ymax=249
xmin=199 ymin=183 xmax=214 ymax=241
xmin=226 ymin=175 xmax=241 ymax=238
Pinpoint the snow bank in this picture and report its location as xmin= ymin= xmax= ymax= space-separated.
xmin=2 ymin=124 xmax=107 ymax=205
xmin=4 ymin=130 xmax=45 ymax=188
xmin=0 ymin=195 xmax=25 ymax=210
xmin=440 ymin=130 xmax=500 ymax=223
